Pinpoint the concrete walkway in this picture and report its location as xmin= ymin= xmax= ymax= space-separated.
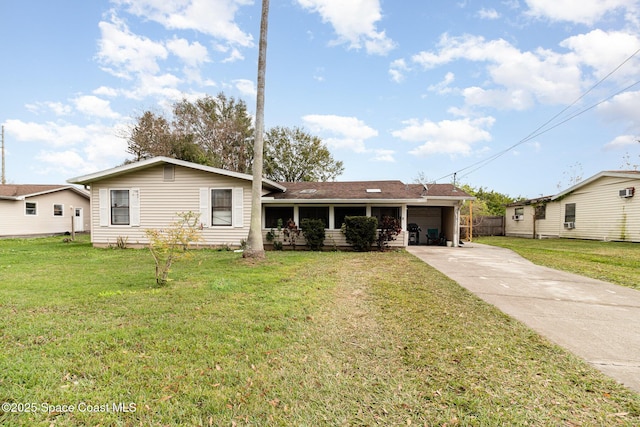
xmin=406 ymin=243 xmax=640 ymax=394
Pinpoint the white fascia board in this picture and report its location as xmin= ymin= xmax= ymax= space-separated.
xmin=67 ymin=156 xmax=285 ymax=192
xmin=261 ymin=198 xmax=427 ymax=204
xmin=551 ymin=171 xmax=640 ymax=200
xmin=427 ymin=195 xmax=476 ymax=201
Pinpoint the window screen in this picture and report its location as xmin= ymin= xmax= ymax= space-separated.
xmin=211 ymin=189 xmax=232 ymax=226
xmin=111 ymin=190 xmax=130 ymax=225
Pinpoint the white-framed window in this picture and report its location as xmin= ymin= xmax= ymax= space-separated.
xmin=53 ymin=204 xmax=64 ymax=216
xmin=25 ymin=201 xmax=37 ymax=216
xmin=199 ymin=187 xmax=243 ymax=228
xmin=211 ymin=189 xmax=232 ymax=226
xmin=111 ymin=190 xmax=130 ymax=225
xmin=99 ymin=188 xmax=140 ymax=227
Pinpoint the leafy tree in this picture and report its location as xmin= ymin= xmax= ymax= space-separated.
xmin=126 ymin=111 xmax=173 ymax=161
xmin=172 ymin=94 xmax=254 ymax=173
xmin=264 ymin=126 xmax=344 ymax=182
xmin=459 ymin=184 xmax=520 ymax=216
xmin=125 ymin=93 xmax=254 ymax=172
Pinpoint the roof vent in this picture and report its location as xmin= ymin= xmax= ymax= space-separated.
xmin=300 ymin=189 xmax=317 ymax=194
xmin=366 ymin=188 xmax=381 ymax=193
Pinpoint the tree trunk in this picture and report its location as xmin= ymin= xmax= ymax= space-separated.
xmin=244 ymin=0 xmax=269 ymax=259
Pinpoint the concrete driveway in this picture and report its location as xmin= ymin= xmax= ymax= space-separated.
xmin=407 ymin=243 xmax=640 ymax=394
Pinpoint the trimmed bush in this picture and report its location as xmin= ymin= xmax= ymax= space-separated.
xmin=300 ymin=218 xmax=326 ymax=251
xmin=342 ymin=216 xmax=378 ymax=251
xmin=377 ymin=215 xmax=402 ymax=250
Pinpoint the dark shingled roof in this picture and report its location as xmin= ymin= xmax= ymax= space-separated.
xmin=0 ymin=185 xmax=88 ymax=199
xmin=266 ymin=181 xmax=472 ymax=200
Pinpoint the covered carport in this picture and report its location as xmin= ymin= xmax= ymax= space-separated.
xmin=406 ymin=186 xmax=474 ymax=247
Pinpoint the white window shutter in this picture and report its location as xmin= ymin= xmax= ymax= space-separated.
xmin=199 ymin=188 xmax=209 ymax=227
xmin=233 ymin=187 xmax=244 ymax=228
xmin=130 ymin=188 xmax=140 ymax=226
xmin=99 ymin=188 xmax=109 ymax=226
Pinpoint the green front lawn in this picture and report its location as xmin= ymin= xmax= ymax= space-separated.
xmin=475 ymin=236 xmax=640 ymax=290
xmin=1 ymin=235 xmax=638 ymax=426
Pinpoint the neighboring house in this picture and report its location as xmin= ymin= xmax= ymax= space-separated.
xmin=0 ymin=185 xmax=90 ymax=237
xmin=505 ymin=171 xmax=640 ymax=242
xmin=67 ymin=157 xmax=474 ymax=248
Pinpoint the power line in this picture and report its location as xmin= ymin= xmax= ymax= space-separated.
xmin=433 ymin=46 xmax=640 ymax=184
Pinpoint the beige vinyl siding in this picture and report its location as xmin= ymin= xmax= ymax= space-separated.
xmin=505 ymin=205 xmax=534 ymax=238
xmin=0 ymin=191 xmax=89 ymax=237
xmin=558 ymin=176 xmax=640 ymax=242
xmin=90 ymin=164 xmax=253 ymax=247
xmin=535 ymin=202 xmax=561 ymax=238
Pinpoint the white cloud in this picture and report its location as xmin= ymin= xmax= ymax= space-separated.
xmin=297 ymin=0 xmax=395 ymax=55
xmin=560 ymin=30 xmax=640 ymax=82
xmin=233 ymin=79 xmax=256 ymax=97
xmin=389 ymin=58 xmax=409 ymax=83
xmin=35 ymin=150 xmax=97 ymax=178
xmin=604 ymin=134 xmax=638 ymax=150
xmin=73 ymin=96 xmax=121 ymax=119
xmin=93 ymin=86 xmax=119 ymax=97
xmin=125 ymin=73 xmax=184 ymax=101
xmin=302 ymin=114 xmax=378 ymax=152
xmin=597 ymin=90 xmax=640 ymax=129
xmin=428 ymin=72 xmax=456 ymax=94
xmin=25 ymin=102 xmax=73 ymax=116
xmin=166 ymin=37 xmax=210 ymax=67
xmin=392 ymin=116 xmax=495 ymax=157
xmin=370 ymin=149 xmax=395 ymax=162
xmin=524 ymin=0 xmax=637 ymax=25
xmin=477 ymin=8 xmax=501 ymax=19
xmin=97 ymin=14 xmax=168 ymax=79
xmin=112 ymin=0 xmax=254 ymax=47
xmin=463 ymin=86 xmax=534 ymax=110
xmin=10 ymin=119 xmax=129 ymax=179
xmin=4 ymin=119 xmax=90 ymax=147
xmin=411 ymin=33 xmax=583 ymax=108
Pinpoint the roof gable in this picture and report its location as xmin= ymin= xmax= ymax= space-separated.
xmin=67 ymin=157 xmax=286 ymax=192
xmin=552 ymin=171 xmax=640 ymax=200
xmin=0 ymin=184 xmax=89 ymax=200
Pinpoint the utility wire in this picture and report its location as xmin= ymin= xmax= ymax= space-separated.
xmin=433 ymin=46 xmax=640 ymax=184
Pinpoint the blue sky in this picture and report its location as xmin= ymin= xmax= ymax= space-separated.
xmin=1 ymin=0 xmax=640 ymax=198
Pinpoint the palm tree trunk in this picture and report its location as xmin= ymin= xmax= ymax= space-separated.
xmin=244 ymin=0 xmax=269 ymax=259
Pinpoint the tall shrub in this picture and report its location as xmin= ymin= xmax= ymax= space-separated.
xmin=376 ymin=215 xmax=402 ymax=251
xmin=145 ymin=211 xmax=202 ymax=286
xmin=342 ymin=216 xmax=378 ymax=252
xmin=300 ymin=218 xmax=326 ymax=251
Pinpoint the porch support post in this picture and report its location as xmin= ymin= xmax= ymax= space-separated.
xmin=453 ymin=202 xmax=461 ymax=247
xmin=401 ymin=204 xmax=408 ymax=246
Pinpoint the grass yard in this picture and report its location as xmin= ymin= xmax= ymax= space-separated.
xmin=1 ymin=235 xmax=639 ymax=426
xmin=475 ymin=236 xmax=640 ymax=290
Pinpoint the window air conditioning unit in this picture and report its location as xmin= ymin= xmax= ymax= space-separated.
xmin=564 ymin=222 xmax=575 ymax=229
xmin=619 ymin=187 xmax=635 ymax=198
xmin=512 ymin=215 xmax=524 ymax=221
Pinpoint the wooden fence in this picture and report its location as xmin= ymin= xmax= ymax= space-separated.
xmin=460 ymin=215 xmax=504 ymax=239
